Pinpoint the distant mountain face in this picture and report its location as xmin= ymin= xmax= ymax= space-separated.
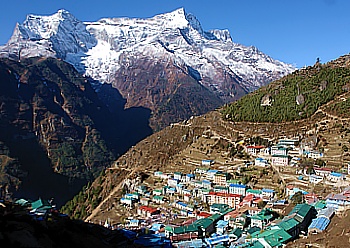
xmin=0 ymin=8 xmax=295 ymax=129
xmin=0 ymin=57 xmax=152 ymax=205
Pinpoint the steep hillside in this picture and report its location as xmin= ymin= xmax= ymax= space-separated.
xmin=221 ymin=55 xmax=350 ymax=122
xmin=0 ymin=57 xmax=152 ymax=206
xmin=0 ymin=8 xmax=294 ymax=129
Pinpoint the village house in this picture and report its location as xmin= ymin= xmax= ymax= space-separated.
xmin=201 ymin=179 xmax=212 ymax=189
xmin=278 ymin=138 xmax=299 ymax=148
xmin=206 ymin=169 xmax=219 ymax=180
xmin=152 ymin=195 xmax=166 ymax=204
xmin=185 ymin=173 xmax=195 ymax=182
xmin=309 ymin=174 xmax=323 ymax=184
xmin=213 ymin=172 xmax=230 ymax=186
xmin=261 ymin=188 xmax=275 ymax=200
xmin=209 ymin=203 xmax=230 ymax=214
xmin=271 ymin=154 xmax=290 ymax=166
xmin=165 ymin=214 xmax=222 ymax=241
xmin=325 ymin=186 xmax=350 ymax=211
xmin=306 ymin=150 xmax=323 ymax=159
xmin=328 ymin=172 xmax=345 ymax=182
xmin=246 ymin=189 xmax=263 ymax=199
xmin=245 ymin=145 xmax=265 ymax=156
xmin=137 ymin=206 xmax=160 ymax=217
xmin=308 ymin=206 xmax=335 ymax=234
xmin=229 ymin=183 xmax=247 ymax=196
xmin=173 ymin=172 xmax=183 ymax=181
xmin=207 ymin=192 xmax=241 ymax=209
xmin=202 ymin=159 xmax=215 ymax=166
xmin=271 ymin=145 xmax=289 ymax=156
xmin=254 ymin=157 xmax=269 ymax=167
xmin=167 ymin=178 xmax=179 ymax=188
xmin=153 ymin=189 xmax=163 ymax=196
xmin=250 ymin=209 xmax=277 ymax=229
xmin=213 ymin=185 xmax=229 ymax=194
xmin=140 ymin=197 xmax=150 ymax=206
xmin=314 ymin=167 xmax=332 ymax=177
xmin=195 ymin=167 xmax=209 ymax=175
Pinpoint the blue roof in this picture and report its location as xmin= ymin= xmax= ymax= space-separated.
xmin=262 ymin=188 xmax=275 ymax=193
xmin=308 ymin=217 xmax=330 ymax=231
xmin=230 ymin=183 xmax=246 ymax=188
xmin=205 ymin=234 xmax=230 ymax=246
xmin=216 ymin=220 xmax=229 ymax=228
xmin=177 ymin=201 xmax=187 ymax=207
xmin=202 ymin=180 xmax=211 ymax=184
xmin=330 ymin=172 xmax=343 ymax=177
xmin=207 ymin=169 xmax=218 ymax=173
xmin=187 ymin=174 xmax=195 ymax=177
xmin=133 ymin=233 xmax=171 ymax=247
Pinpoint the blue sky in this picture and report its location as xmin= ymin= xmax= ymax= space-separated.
xmin=1 ymin=0 xmax=349 ymax=68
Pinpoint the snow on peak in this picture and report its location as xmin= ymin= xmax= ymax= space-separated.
xmin=0 ymin=8 xmax=295 ymax=97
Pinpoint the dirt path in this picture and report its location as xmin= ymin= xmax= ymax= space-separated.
xmin=84 ymin=166 xmax=139 ymax=222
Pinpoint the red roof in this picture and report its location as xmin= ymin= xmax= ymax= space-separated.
xmin=208 ymin=192 xmax=241 ymax=198
xmin=197 ymin=212 xmax=212 ymax=218
xmin=246 ymin=145 xmax=265 ymax=149
xmin=242 ymin=194 xmax=254 ymax=201
xmin=139 ymin=206 xmax=158 ymax=213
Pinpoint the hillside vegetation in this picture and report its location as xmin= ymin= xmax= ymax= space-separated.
xmin=221 ymin=55 xmax=350 ymax=122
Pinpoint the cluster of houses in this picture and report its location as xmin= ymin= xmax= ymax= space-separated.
xmin=246 ymin=138 xmax=323 ymax=167
xmin=117 ymin=159 xmax=333 ymax=247
xmin=116 ymin=137 xmax=350 ymax=247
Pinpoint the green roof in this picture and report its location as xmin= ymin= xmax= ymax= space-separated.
xmin=210 ymin=203 xmax=230 ymax=213
xmin=257 ymin=228 xmax=292 ymax=247
xmin=272 ymin=154 xmax=289 ymax=158
xmin=153 ymin=195 xmax=164 ymax=200
xmin=238 ymin=241 xmax=265 ymax=248
xmin=288 ymin=203 xmax=313 ymax=219
xmin=246 ymin=189 xmax=262 ymax=194
xmin=31 ymin=198 xmax=52 ymax=210
xmin=230 ymin=228 xmax=243 ymax=237
xmin=278 ymin=217 xmax=299 ymax=231
xmin=166 ymin=214 xmax=221 ymax=235
xmin=251 ymin=209 xmax=275 ymax=222
xmin=313 ymin=200 xmax=326 ymax=210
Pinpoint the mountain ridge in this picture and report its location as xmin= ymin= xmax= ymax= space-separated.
xmin=0 ymin=8 xmax=295 ymax=129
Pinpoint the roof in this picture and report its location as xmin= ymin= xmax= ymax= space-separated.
xmin=246 ymin=145 xmax=265 ymax=149
xmin=262 ymin=188 xmax=275 ymax=193
xmin=308 ymin=217 xmax=330 ymax=232
xmin=288 ymin=204 xmax=313 ymax=219
xmin=139 ymin=206 xmax=158 ymax=213
xmin=229 ymin=183 xmax=246 ymax=188
xmin=330 ymin=172 xmax=343 ymax=177
xmin=205 ymin=235 xmax=229 ymax=246
xmin=31 ymin=198 xmax=52 ymax=210
xmin=247 ymin=189 xmax=262 ymax=194
xmin=257 ymin=228 xmax=292 ymax=247
xmin=197 ymin=212 xmax=212 ymax=218
xmin=278 ymin=217 xmax=299 ymax=231
xmin=272 ymin=154 xmax=289 ymax=158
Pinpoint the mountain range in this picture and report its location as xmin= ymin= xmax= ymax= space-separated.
xmin=0 ymin=8 xmax=294 ymax=130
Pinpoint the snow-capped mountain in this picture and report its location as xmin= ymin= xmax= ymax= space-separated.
xmin=0 ymin=8 xmax=295 ymax=129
